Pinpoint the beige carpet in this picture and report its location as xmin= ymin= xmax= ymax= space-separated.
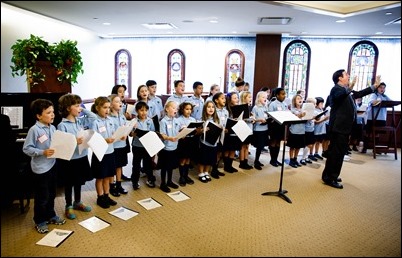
xmin=1 ymin=148 xmax=401 ymax=257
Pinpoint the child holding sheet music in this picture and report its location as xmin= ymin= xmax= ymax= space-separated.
xmin=177 ymin=102 xmax=199 ymax=186
xmin=129 ymin=101 xmax=156 ymax=189
xmin=158 ymin=100 xmax=181 ymax=192
xmin=286 ymin=94 xmax=306 ymax=168
xmin=211 ymin=92 xmax=230 ymax=178
xmin=57 ymin=93 xmax=97 ymax=220
xmin=108 ymin=94 xmax=129 ymax=197
xmin=300 ymin=97 xmax=317 ymax=165
xmin=251 ymin=91 xmax=269 ymax=170
xmin=267 ymin=87 xmax=288 ymax=167
xmin=223 ymin=92 xmax=242 ymax=172
xmin=238 ymin=91 xmax=254 ymax=169
xmin=91 ymin=96 xmax=117 ymax=209
xmin=23 ymin=99 xmax=66 ymax=234
xmin=198 ymin=100 xmax=221 ymax=182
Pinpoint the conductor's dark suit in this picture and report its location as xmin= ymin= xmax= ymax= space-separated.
xmin=322 ymin=84 xmax=375 ymax=183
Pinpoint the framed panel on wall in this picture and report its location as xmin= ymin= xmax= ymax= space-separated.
xmin=224 ymin=49 xmax=244 ymax=93
xmin=115 ymin=49 xmax=132 ymax=98
xmin=167 ymin=49 xmax=185 ymax=94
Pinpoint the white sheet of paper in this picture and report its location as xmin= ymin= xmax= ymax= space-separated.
xmin=139 ymin=131 xmax=165 ymax=157
xmin=49 ymin=130 xmax=77 ymax=160
xmin=36 ymin=228 xmax=73 ymax=247
xmin=137 ymin=198 xmax=162 ymax=210
xmin=79 ymin=216 xmax=110 ymax=233
xmin=302 ymin=103 xmax=315 ymax=120
xmin=237 ymin=111 xmax=244 ymax=120
xmin=167 ymin=191 xmax=190 ymax=202
xmin=78 ymin=129 xmax=94 ymax=155
xmin=87 ymin=131 xmax=109 ymax=161
xmin=112 ymin=120 xmax=136 ymax=142
xmin=231 ymin=119 xmax=253 ymax=142
xmin=267 ymin=111 xmax=302 ymax=125
xmin=126 ymin=104 xmax=135 ymax=115
xmin=108 ymin=206 xmax=139 ymax=221
xmin=176 ymin=127 xmax=196 ymax=139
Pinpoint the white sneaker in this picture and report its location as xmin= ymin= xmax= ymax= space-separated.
xmin=343 ymin=155 xmax=351 ymax=161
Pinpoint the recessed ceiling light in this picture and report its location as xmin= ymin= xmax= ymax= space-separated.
xmin=209 ymin=20 xmax=218 ymax=23
xmin=386 ymin=12 xmax=392 ymax=15
xmin=375 ymin=32 xmax=383 ymax=35
xmin=103 ymin=22 xmax=111 ymax=26
xmin=336 ymin=20 xmax=346 ymax=23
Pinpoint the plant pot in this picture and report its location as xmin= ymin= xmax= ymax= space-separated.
xmin=28 ymin=61 xmax=71 ymax=93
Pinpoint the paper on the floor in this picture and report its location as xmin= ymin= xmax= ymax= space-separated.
xmin=137 ymin=197 xmax=162 ymax=210
xmin=167 ymin=191 xmax=190 ymax=202
xmin=36 ymin=228 xmax=73 ymax=247
xmin=79 ymin=216 xmax=110 ymax=233
xmin=108 ymin=206 xmax=139 ymax=220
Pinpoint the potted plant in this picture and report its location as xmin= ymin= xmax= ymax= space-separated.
xmin=10 ymin=34 xmax=84 ymax=90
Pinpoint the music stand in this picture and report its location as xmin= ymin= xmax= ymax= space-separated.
xmin=371 ymin=100 xmax=401 ymax=159
xmin=262 ymin=111 xmax=308 ymax=204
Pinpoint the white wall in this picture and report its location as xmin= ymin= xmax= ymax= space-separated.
xmin=2 ymin=3 xmax=400 ymax=109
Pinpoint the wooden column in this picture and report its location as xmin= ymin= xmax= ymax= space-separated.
xmin=253 ymin=34 xmax=282 ymax=100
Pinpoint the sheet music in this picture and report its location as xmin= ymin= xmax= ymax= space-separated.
xmin=79 ymin=216 xmax=110 ymax=233
xmin=36 ymin=228 xmax=74 ymax=247
xmin=87 ymin=131 xmax=109 ymax=161
xmin=126 ymin=104 xmax=135 ymax=115
xmin=78 ymin=129 xmax=94 ymax=155
xmin=139 ymin=131 xmax=165 ymax=157
xmin=231 ymin=119 xmax=253 ymax=142
xmin=301 ymin=103 xmax=315 ymax=120
xmin=112 ymin=119 xmax=136 ymax=142
xmin=176 ymin=127 xmax=196 ymax=139
xmin=167 ymin=191 xmax=190 ymax=202
xmin=1 ymin=106 xmax=23 ymax=129
xmin=137 ymin=198 xmax=162 ymax=210
xmin=49 ymin=130 xmax=77 ymax=160
xmin=108 ymin=206 xmax=139 ymax=221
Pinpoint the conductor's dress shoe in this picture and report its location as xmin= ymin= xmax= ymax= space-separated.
xmin=323 ymin=180 xmax=343 ymax=189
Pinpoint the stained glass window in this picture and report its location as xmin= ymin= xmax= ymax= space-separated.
xmin=224 ymin=49 xmax=245 ymax=93
xmin=115 ymin=49 xmax=132 ymax=98
xmin=167 ymin=49 xmax=185 ymax=94
xmin=348 ymin=40 xmax=378 ymax=103
xmin=281 ymin=40 xmax=311 ymax=99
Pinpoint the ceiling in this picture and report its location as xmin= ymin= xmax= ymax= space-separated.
xmin=2 ymin=1 xmax=401 ymax=38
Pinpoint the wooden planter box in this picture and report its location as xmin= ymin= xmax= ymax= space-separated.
xmin=28 ymin=61 xmax=71 ymax=93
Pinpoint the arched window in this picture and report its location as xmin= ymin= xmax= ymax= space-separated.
xmin=115 ymin=49 xmax=132 ymax=98
xmin=348 ymin=40 xmax=379 ymax=103
xmin=224 ymin=49 xmax=245 ymax=93
xmin=281 ymin=40 xmax=311 ymax=99
xmin=167 ymin=49 xmax=185 ymax=94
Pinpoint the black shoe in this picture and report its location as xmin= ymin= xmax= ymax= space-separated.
xmin=337 ymin=177 xmax=342 ymax=182
xmin=308 ymin=154 xmax=318 ymax=161
xmin=198 ymin=175 xmax=208 ymax=183
xmin=361 ymin=148 xmax=367 ymax=154
xmin=300 ymin=159 xmax=307 ymax=166
xmin=132 ymin=182 xmax=140 ymax=190
xmin=167 ymin=181 xmax=179 ymax=189
xmin=110 ymin=187 xmax=121 ymax=197
xmin=179 ymin=177 xmax=187 ymax=186
xmin=255 ymin=161 xmax=264 ymax=167
xmin=97 ymin=196 xmax=110 ymax=209
xmin=270 ymin=161 xmax=279 ymax=167
xmin=160 ymin=184 xmax=171 ymax=193
xmin=323 ymin=180 xmax=343 ymax=189
xmin=211 ymin=172 xmax=220 ymax=179
xmin=204 ymin=174 xmax=212 ymax=181
xmin=254 ymin=164 xmax=262 ymax=170
xmin=276 ymin=161 xmax=282 ymax=166
xmin=185 ymin=176 xmax=195 ymax=185
xmin=146 ymin=180 xmax=156 ymax=188
xmin=117 ymin=185 xmax=128 ymax=194
xmin=217 ymin=171 xmax=225 ymax=176
xmin=121 ymin=174 xmax=131 ymax=181
xmin=314 ymin=153 xmax=324 ymax=160
xmin=106 ymin=195 xmax=117 ymax=206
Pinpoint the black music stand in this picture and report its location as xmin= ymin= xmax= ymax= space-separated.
xmin=262 ymin=111 xmax=308 ymax=204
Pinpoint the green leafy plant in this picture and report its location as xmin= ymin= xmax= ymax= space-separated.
xmin=10 ymin=34 xmax=84 ymax=86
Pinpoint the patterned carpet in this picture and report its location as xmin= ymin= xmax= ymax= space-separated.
xmin=1 ymin=148 xmax=401 ymax=257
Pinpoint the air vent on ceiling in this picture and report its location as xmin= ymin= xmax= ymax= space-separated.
xmin=258 ymin=17 xmax=292 ymax=25
xmin=142 ymin=23 xmax=178 ymax=30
